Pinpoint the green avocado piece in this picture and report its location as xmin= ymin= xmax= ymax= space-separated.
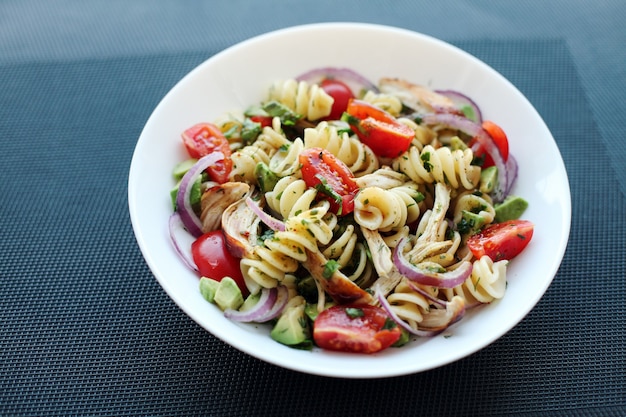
xmin=254 ymin=162 xmax=279 ymax=193
xmin=392 ymin=328 xmax=411 ymax=347
xmin=239 ymin=292 xmax=262 ymax=312
xmin=199 ymin=277 xmax=220 ymax=303
xmin=214 ymin=277 xmax=244 ymax=311
xmin=494 ymin=195 xmax=529 ymax=222
xmin=172 ymin=158 xmax=198 ymax=181
xmin=271 ymin=303 xmax=311 ymax=347
xmin=449 ymin=136 xmax=468 ymax=151
xmin=457 ymin=210 xmax=486 ymax=236
xmin=479 ymin=166 xmax=498 ymax=193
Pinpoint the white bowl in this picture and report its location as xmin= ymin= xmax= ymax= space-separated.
xmin=128 ymin=22 xmax=571 ymax=378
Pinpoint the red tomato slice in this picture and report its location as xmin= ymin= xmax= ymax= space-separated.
xmin=470 ymin=120 xmax=510 ymax=168
xmin=249 ymin=115 xmax=273 ymax=128
xmin=299 ymin=148 xmax=359 ymax=216
xmin=345 ymin=99 xmax=414 ymax=158
xmin=320 ymin=79 xmax=354 ymax=120
xmin=313 ymin=305 xmax=402 ymax=354
xmin=467 ymin=220 xmax=534 ymax=262
xmin=182 ymin=123 xmax=232 ymax=183
xmin=191 ymin=230 xmax=248 ymax=296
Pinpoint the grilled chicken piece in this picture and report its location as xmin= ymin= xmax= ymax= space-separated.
xmin=379 ymin=77 xmax=456 ymax=113
xmin=200 ymin=182 xmax=251 ymax=233
xmin=304 ymin=249 xmax=373 ymax=305
xmin=361 ymin=227 xmax=405 ymax=298
xmin=221 ymin=196 xmax=262 ymax=259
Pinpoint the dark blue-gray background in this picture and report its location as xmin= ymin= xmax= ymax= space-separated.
xmin=1 ymin=1 xmax=624 ymax=416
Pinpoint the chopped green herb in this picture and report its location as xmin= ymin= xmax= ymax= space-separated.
xmin=382 ymin=318 xmax=398 ymax=330
xmin=345 ymin=307 xmax=364 ymax=319
xmin=322 ymin=259 xmax=340 ymax=280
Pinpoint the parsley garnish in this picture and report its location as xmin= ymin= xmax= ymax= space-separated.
xmin=322 ymin=260 xmax=340 ymax=280
xmin=345 ymin=307 xmax=364 ymax=319
xmin=262 ymin=101 xmax=301 ymax=126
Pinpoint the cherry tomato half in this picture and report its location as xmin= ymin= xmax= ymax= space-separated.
xmin=466 ymin=220 xmax=534 ymax=262
xmin=313 ymin=305 xmax=402 ymax=354
xmin=249 ymin=115 xmax=273 ymax=128
xmin=191 ymin=230 xmax=248 ymax=296
xmin=299 ymin=148 xmax=359 ymax=216
xmin=182 ymin=123 xmax=232 ymax=183
xmin=344 ymin=99 xmax=415 ymax=158
xmin=470 ymin=120 xmax=510 ymax=168
xmin=320 ymin=79 xmax=354 ymax=120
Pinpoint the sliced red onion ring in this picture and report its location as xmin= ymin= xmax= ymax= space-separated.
xmin=175 ymin=152 xmax=225 ymax=237
xmin=374 ymin=284 xmax=440 ymax=337
xmin=392 ymin=237 xmax=472 ymax=288
xmin=261 ymin=284 xmax=290 ymax=321
xmin=223 ymin=287 xmax=278 ymax=322
xmin=168 ymin=212 xmax=199 ymax=272
xmin=422 ymin=113 xmax=508 ymax=202
xmin=504 ymin=154 xmax=518 ymax=195
xmin=434 ymin=89 xmax=483 ymax=123
xmin=245 ymin=197 xmax=285 ymax=232
xmin=295 ymin=67 xmax=378 ymax=96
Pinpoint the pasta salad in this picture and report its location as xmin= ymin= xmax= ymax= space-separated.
xmin=168 ymin=67 xmax=534 ymax=354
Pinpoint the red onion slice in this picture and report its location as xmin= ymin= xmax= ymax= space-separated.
xmin=392 ymin=237 xmax=472 ymax=288
xmin=260 ymin=284 xmax=290 ymax=322
xmin=168 ymin=212 xmax=199 ymax=272
xmin=245 ymin=197 xmax=285 ymax=232
xmin=224 ymin=287 xmax=278 ymax=322
xmin=175 ymin=152 xmax=225 ymax=237
xmin=434 ymin=89 xmax=483 ymax=123
xmin=422 ymin=113 xmax=508 ymax=202
xmin=504 ymin=154 xmax=518 ymax=195
xmin=295 ymin=67 xmax=378 ymax=96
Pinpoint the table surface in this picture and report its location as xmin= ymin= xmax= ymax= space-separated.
xmin=1 ymin=1 xmax=625 ymax=416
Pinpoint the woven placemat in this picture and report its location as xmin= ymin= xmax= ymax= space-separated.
xmin=0 ymin=39 xmax=624 ymax=416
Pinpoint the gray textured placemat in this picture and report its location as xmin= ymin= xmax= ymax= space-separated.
xmin=0 ymin=39 xmax=624 ymax=416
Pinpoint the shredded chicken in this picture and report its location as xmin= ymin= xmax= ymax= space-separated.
xmin=220 ymin=195 xmax=261 ymax=259
xmin=200 ymin=182 xmax=251 ymax=233
xmin=379 ymin=77 xmax=456 ymax=113
xmin=304 ymin=249 xmax=373 ymax=305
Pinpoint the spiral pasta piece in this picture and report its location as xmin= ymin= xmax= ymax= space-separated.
xmin=361 ymin=90 xmax=404 ymax=116
xmin=229 ymin=117 xmax=290 ymax=183
xmin=454 ymin=256 xmax=508 ymax=304
xmin=303 ymin=121 xmax=379 ymax=177
xmin=268 ymin=79 xmax=334 ymax=121
xmin=385 ymin=280 xmax=433 ymax=327
xmin=393 ymin=144 xmax=481 ymax=190
xmin=269 ymin=138 xmax=304 ymax=178
xmin=241 ymin=203 xmax=336 ymax=293
xmin=322 ymin=223 xmax=373 ymax=285
xmin=353 ymin=182 xmax=422 ymax=232
xmin=451 ymin=190 xmax=496 ymax=229
xmin=265 ymin=176 xmax=318 ymax=220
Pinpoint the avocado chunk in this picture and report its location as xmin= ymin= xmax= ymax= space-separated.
xmin=392 ymin=328 xmax=411 ymax=347
xmin=172 ymin=158 xmax=198 ymax=181
xmin=199 ymin=277 xmax=220 ymax=303
xmin=457 ymin=210 xmax=486 ymax=236
xmin=494 ymin=195 xmax=529 ymax=222
xmin=270 ymin=303 xmax=311 ymax=348
xmin=448 ymin=136 xmax=468 ymax=152
xmin=213 ymin=277 xmax=244 ymax=311
xmin=254 ymin=162 xmax=279 ymax=193
xmin=239 ymin=292 xmax=262 ymax=312
xmin=479 ymin=166 xmax=498 ymax=193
